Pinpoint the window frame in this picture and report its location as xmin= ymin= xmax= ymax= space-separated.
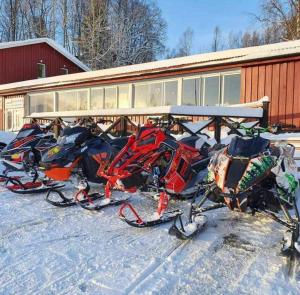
xmin=90 ymin=87 xmax=105 ymax=110
xmin=29 ymin=92 xmax=55 ymax=113
xmin=202 ymin=73 xmax=221 ymax=106
xmin=221 ymin=71 xmax=241 ymax=105
xmin=57 ymin=88 xmax=89 ymax=111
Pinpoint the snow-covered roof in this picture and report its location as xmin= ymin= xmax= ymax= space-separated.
xmin=0 ymin=38 xmax=90 ymax=71
xmin=1 ymin=39 xmax=300 ymax=95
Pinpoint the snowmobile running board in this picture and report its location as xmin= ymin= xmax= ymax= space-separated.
xmin=45 ymin=189 xmax=104 ymax=208
xmin=75 ymin=190 xmax=130 ymax=211
xmin=119 ymin=202 xmax=182 ymax=228
xmin=5 ymin=177 xmax=65 ymax=194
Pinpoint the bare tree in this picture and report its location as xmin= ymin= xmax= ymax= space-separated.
xmin=166 ymin=27 xmax=194 ymax=58
xmin=256 ymin=0 xmax=300 ymax=41
xmin=211 ymin=26 xmax=223 ymax=52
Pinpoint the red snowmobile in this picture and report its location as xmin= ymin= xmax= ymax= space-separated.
xmin=0 ymin=121 xmax=63 ymax=194
xmin=81 ymin=119 xmax=217 ymax=227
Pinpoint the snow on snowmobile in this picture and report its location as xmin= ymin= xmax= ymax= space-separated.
xmin=86 ymin=118 xmax=219 ymax=226
xmin=169 ymin=124 xmax=300 ymax=254
xmin=41 ymin=122 xmax=129 ymax=208
xmin=0 ymin=121 xmax=63 ymax=194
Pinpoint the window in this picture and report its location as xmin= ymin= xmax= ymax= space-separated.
xmin=134 ymin=84 xmax=149 ymax=108
xmin=37 ymin=63 xmax=46 ymax=78
xmin=118 ymin=85 xmax=130 ymax=108
xmin=165 ymin=81 xmax=178 ymax=105
xmin=149 ymin=83 xmax=163 ymax=106
xmin=182 ymin=78 xmax=200 ymax=106
xmin=223 ymin=74 xmax=241 ymax=105
xmin=203 ymin=76 xmax=220 ymax=106
xmin=104 ymin=87 xmax=117 ymax=109
xmin=91 ymin=88 xmax=104 ymax=110
xmin=77 ymin=90 xmax=88 ymax=110
xmin=60 ymin=68 xmax=69 ymax=75
xmin=57 ymin=90 xmax=88 ymax=111
xmin=30 ymin=93 xmax=54 ymax=113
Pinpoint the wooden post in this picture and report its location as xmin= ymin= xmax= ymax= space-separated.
xmin=260 ymin=101 xmax=270 ymax=128
xmin=214 ymin=117 xmax=221 ymax=143
xmin=53 ymin=118 xmax=61 ymax=139
xmin=121 ymin=116 xmax=127 ymax=136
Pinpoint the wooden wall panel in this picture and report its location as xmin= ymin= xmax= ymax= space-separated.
xmin=286 ymin=62 xmax=295 ymax=126
xmin=257 ymin=66 xmax=266 ymax=98
xmin=278 ymin=63 xmax=287 ymax=124
xmin=293 ymin=61 xmax=300 ymax=128
xmin=251 ymin=66 xmax=259 ymax=101
xmin=242 ymin=60 xmax=300 ymax=127
xmin=244 ymin=68 xmax=252 ymax=102
xmin=271 ymin=64 xmax=280 ymax=124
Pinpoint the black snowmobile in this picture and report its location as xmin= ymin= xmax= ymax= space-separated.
xmin=169 ymin=124 xmax=300 ymax=254
xmin=0 ymin=121 xmax=63 ymax=194
xmin=41 ymin=123 xmax=128 ymax=208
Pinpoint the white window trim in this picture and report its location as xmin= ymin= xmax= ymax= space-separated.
xmin=221 ymin=72 xmax=241 ymax=105
xmin=202 ymin=73 xmax=221 ymax=106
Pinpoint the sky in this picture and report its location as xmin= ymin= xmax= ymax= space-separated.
xmin=157 ymin=0 xmax=262 ymax=53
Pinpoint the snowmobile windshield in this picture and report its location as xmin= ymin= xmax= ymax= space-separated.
xmin=228 ymin=136 xmax=270 ymax=158
xmin=16 ymin=125 xmax=42 ymax=139
xmin=58 ymin=126 xmax=91 ymax=146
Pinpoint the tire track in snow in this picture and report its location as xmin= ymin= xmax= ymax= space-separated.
xmin=125 ymin=238 xmax=191 ymax=294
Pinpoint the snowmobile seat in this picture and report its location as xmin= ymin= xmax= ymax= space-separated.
xmin=228 ymin=136 xmax=270 ymax=158
xmin=109 ymin=136 xmax=128 ymax=149
xmin=179 ymin=136 xmax=199 ymax=148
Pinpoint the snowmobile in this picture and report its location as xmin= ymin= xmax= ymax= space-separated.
xmin=89 ymin=119 xmax=218 ymax=226
xmin=0 ymin=121 xmax=63 ymax=194
xmin=169 ymin=125 xmax=300 ymax=254
xmin=41 ymin=123 xmax=129 ymax=208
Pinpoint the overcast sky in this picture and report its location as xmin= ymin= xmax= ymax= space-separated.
xmin=157 ymin=0 xmax=262 ymax=53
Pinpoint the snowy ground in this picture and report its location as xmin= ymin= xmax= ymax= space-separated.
xmin=1 ymin=183 xmax=300 ymax=295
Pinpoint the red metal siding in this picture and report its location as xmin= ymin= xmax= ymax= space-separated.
xmin=0 ymin=43 xmax=84 ymax=85
xmin=241 ymin=60 xmax=300 ymax=127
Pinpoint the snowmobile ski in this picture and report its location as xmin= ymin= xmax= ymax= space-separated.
xmin=45 ymin=188 xmax=103 ymax=208
xmin=119 ymin=202 xmax=182 ymax=227
xmin=169 ymin=214 xmax=207 ymax=239
xmin=75 ymin=190 xmax=130 ymax=211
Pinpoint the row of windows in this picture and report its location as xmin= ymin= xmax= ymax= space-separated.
xmin=28 ymin=70 xmax=241 ymax=114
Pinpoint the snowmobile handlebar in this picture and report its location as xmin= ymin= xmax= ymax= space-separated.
xmin=227 ymin=122 xmax=279 ymax=137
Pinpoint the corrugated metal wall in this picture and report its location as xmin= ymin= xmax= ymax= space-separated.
xmin=241 ymin=61 xmax=300 ymax=128
xmin=0 ymin=43 xmax=84 ymax=85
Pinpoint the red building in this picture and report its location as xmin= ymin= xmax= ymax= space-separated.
xmin=0 ymin=40 xmax=299 ymax=130
xmin=0 ymin=38 xmax=88 ymax=84
xmin=0 ymin=38 xmax=89 ymax=129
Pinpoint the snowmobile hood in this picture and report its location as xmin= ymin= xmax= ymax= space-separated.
xmin=208 ymin=139 xmax=276 ymax=194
